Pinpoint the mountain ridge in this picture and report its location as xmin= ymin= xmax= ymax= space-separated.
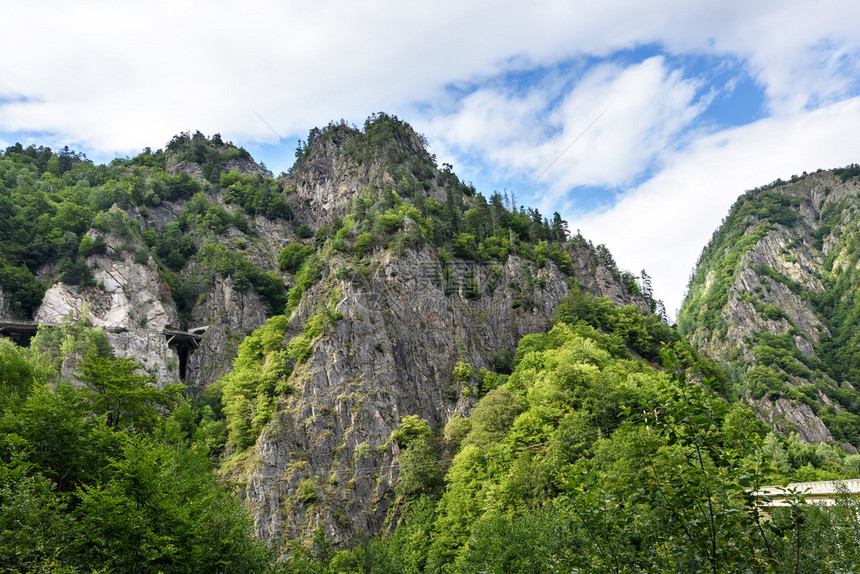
xmin=0 ymin=115 xmax=654 ymax=547
xmin=679 ymin=167 xmax=860 ymax=447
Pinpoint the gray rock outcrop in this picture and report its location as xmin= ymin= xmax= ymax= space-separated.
xmin=680 ymin=171 xmax=860 ymax=444
xmin=35 ymin=235 xmax=180 ymax=383
xmin=188 ymin=275 xmax=269 ymax=388
xmin=752 ymin=397 xmax=833 ymax=443
xmin=241 ymin=244 xmax=641 ymax=545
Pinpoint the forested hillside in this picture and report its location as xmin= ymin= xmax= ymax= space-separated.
xmin=0 ymin=119 xmax=653 ymax=324
xmin=4 ymin=116 xmax=860 ymax=573
xmin=0 ymin=115 xmax=658 ymax=562
xmin=679 ymin=168 xmax=860 ymax=447
xmin=0 ymin=333 xmax=270 ymax=572
xmin=277 ymin=286 xmax=860 ymax=573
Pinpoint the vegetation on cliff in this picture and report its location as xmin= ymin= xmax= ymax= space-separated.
xmin=0 ymin=136 xmax=287 ymax=323
xmin=286 ymin=114 xmax=656 ymax=308
xmin=6 ymin=117 xmax=860 ymax=573
xmin=678 ymin=169 xmax=860 ymax=444
xmin=0 ymin=115 xmax=659 ymax=329
xmin=278 ymin=287 xmax=860 ymax=573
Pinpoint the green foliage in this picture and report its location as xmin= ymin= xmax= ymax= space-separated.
xmin=193 ymin=243 xmax=287 ymax=314
xmin=290 ymin=115 xmax=599 ymax=298
xmin=75 ymin=351 xmax=184 ymax=432
xmin=0 ymin=343 xmax=269 ymax=573
xmin=30 ymin=312 xmax=113 ymax=375
xmin=0 ymin=136 xmax=287 ymax=324
xmin=453 ymin=503 xmax=586 ymax=574
xmin=156 ymin=221 xmax=197 ymax=271
xmin=298 ymin=479 xmax=318 ymax=503
xmin=0 ymin=262 xmax=45 ymax=318
xmin=219 ymin=305 xmax=342 ymax=453
xmin=552 ymin=282 xmax=684 ymax=367
xmin=451 ymin=360 xmax=472 ymax=384
xmin=678 ymin=188 xmax=779 ymax=333
xmin=462 ymin=387 xmax=524 ymax=449
xmin=279 ymin=242 xmax=315 ymax=273
xmin=286 ymin=254 xmax=322 ymax=312
xmin=286 ymin=334 xmax=312 ymax=364
xmin=295 ymin=224 xmax=313 ymax=238
xmin=391 ymin=415 xmax=433 ymax=448
xmin=354 ymin=231 xmax=375 ymax=256
xmin=220 ymin=315 xmax=293 ymax=450
xmin=0 ymin=338 xmax=47 ymax=413
xmin=833 ymin=163 xmax=860 ymax=181
xmin=221 ymin=170 xmax=291 ymax=220
xmin=395 ymin=435 xmax=445 ymax=502
xmin=166 ymin=130 xmax=253 ymax=182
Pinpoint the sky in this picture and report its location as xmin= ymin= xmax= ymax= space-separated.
xmin=3 ymin=1 xmax=860 ymax=318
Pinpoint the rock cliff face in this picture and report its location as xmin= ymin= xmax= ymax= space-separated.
xmin=0 ymin=283 xmax=10 ymax=318
xmin=0 ymin=119 xmax=649 ymax=550
xmin=187 ymin=275 xmax=269 ymax=387
xmin=34 ymin=233 xmax=181 ymax=382
xmin=242 ymin=242 xmax=641 ymax=545
xmin=26 ymin=144 xmax=284 ymax=387
xmin=289 ymin=123 xmax=364 ymax=229
xmin=679 ymin=169 xmax=860 ymax=446
xmin=287 ymin=118 xmax=447 ymax=230
xmin=209 ymin=120 xmax=647 ymax=545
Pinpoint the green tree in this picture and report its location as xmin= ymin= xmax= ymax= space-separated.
xmin=278 ymin=243 xmax=314 ymax=273
xmin=0 ymin=339 xmax=46 ymax=413
xmin=75 ymin=352 xmax=183 ymax=432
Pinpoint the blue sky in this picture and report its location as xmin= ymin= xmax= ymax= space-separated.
xmin=3 ymin=0 xmax=860 ymax=316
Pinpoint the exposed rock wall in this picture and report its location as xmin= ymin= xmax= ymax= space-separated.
xmin=242 ymin=245 xmax=642 ymax=544
xmin=680 ymin=171 xmax=860 ymax=446
xmin=752 ymin=397 xmax=833 ymax=443
xmin=0 ymin=282 xmax=10 ymax=318
xmin=188 ymin=275 xmax=269 ymax=388
xmin=289 ymin=124 xmax=363 ymax=229
xmin=35 ymin=237 xmax=180 ymax=383
xmin=287 ymin=121 xmax=447 ymax=231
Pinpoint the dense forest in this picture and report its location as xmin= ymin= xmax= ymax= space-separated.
xmin=0 ymin=327 xmax=270 ymax=573
xmin=2 ymin=117 xmax=860 ymax=573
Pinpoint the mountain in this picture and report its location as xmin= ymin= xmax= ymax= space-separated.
xmin=678 ymin=167 xmax=860 ymax=447
xmin=7 ymin=119 xmax=860 ymax=572
xmin=0 ymin=116 xmax=652 ymax=548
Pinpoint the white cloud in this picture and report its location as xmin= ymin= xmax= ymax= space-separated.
xmin=2 ymin=0 xmax=860 ymax=154
xmin=573 ymin=96 xmax=860 ymax=318
xmin=3 ymin=0 xmax=860 ymax=317
xmin=424 ymin=57 xmax=705 ymax=204
xmin=535 ymin=57 xmax=705 ymax=191
xmin=706 ymin=4 xmax=860 ymax=114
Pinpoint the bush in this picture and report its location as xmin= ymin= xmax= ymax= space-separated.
xmin=298 ymin=479 xmax=318 ymax=503
xmin=355 ymin=232 xmax=375 ymax=256
xmin=278 ymin=243 xmax=314 ymax=273
xmin=391 ymin=415 xmax=433 ymax=448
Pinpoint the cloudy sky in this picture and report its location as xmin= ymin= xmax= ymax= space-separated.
xmin=3 ymin=1 xmax=860 ymax=316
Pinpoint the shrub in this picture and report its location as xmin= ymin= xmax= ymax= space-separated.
xmin=278 ymin=243 xmax=314 ymax=273
xmin=355 ymin=232 xmax=375 ymax=256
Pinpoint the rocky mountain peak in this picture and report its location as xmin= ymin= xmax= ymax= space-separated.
xmin=285 ymin=114 xmax=451 ymax=229
xmin=680 ymin=166 xmax=860 ymax=448
xmin=0 ymin=118 xmax=658 ymax=552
